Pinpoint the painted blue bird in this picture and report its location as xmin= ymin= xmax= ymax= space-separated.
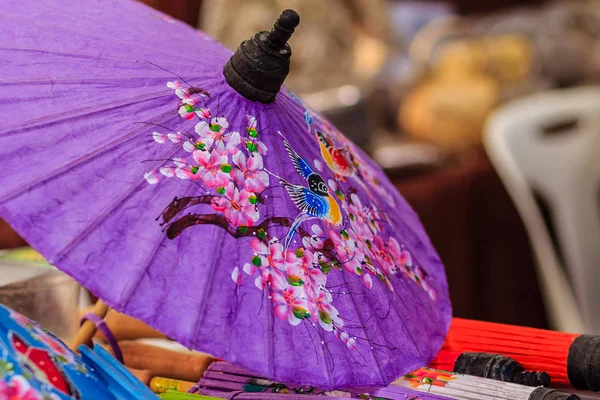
xmin=278 ymin=132 xmax=342 ymax=250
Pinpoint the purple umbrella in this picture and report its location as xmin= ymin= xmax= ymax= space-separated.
xmin=0 ymin=0 xmax=450 ymax=389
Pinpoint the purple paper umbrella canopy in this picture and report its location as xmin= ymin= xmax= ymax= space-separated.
xmin=0 ymin=0 xmax=451 ymax=389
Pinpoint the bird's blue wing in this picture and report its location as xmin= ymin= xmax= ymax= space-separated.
xmin=281 ymin=182 xmax=329 ymax=218
xmin=282 ymin=136 xmax=313 ymax=179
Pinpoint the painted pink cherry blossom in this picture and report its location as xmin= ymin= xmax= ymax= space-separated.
xmin=179 ymin=96 xmax=211 ymax=120
xmin=167 ymin=80 xmax=190 ymax=100
xmin=301 ymin=224 xmax=325 ymax=250
xmin=195 ymin=118 xmax=240 ymax=155
xmin=230 ymin=152 xmax=269 ymax=193
xmin=231 ymin=267 xmax=242 ymax=285
xmin=372 ymin=236 xmax=396 ymax=275
xmin=152 ymin=131 xmax=167 ymax=144
xmin=144 ymin=170 xmax=159 ymax=184
xmin=191 ymin=150 xmax=230 ymax=188
xmin=388 ymin=237 xmax=412 ymax=275
xmin=2 ymin=375 xmax=43 ymax=400
xmin=167 ymin=132 xmax=182 ymax=143
xmin=249 ymin=239 xmax=292 ymax=291
xmin=175 ymin=162 xmax=202 ymax=181
xmin=178 ymin=103 xmax=196 ymax=120
xmin=346 ymin=194 xmax=378 ymax=240
xmin=309 ymin=289 xmax=341 ymax=331
xmin=362 ymin=273 xmax=373 ymax=290
xmin=272 ymin=286 xmax=310 ymax=326
xmin=211 ymin=182 xmax=259 ymax=227
xmin=340 ymin=332 xmax=357 ymax=351
xmin=328 ymin=230 xmax=363 ymax=275
xmin=296 ymin=249 xmax=325 ymax=295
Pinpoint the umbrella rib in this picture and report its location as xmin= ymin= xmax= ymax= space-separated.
xmin=0 ymin=13 xmax=210 ymax=66
xmin=0 ymin=107 xmax=173 ymax=214
xmin=255 ymin=107 xmax=278 ymax=381
xmin=120 ymin=180 xmax=198 ymax=321
xmin=0 ymin=46 xmax=201 ymax=72
xmin=49 ymin=133 xmax=180 ymax=266
xmin=396 ymin=254 xmax=447 ymax=334
xmin=0 ymin=76 xmax=193 ymax=86
xmin=0 ymin=89 xmax=169 ymax=137
xmin=120 ymin=185 xmax=196 ymax=312
xmin=339 ymin=270 xmax=388 ymax=386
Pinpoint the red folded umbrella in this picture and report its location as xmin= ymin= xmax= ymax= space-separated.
xmin=429 ymin=318 xmax=599 ymax=390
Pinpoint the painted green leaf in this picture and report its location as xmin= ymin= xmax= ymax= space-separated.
xmin=319 ymin=311 xmax=332 ymax=325
xmin=257 ymin=229 xmax=266 ymax=240
xmin=356 ymin=266 xmax=363 ymax=275
xmin=210 ymin=124 xmax=221 ymax=132
xmin=184 ymin=104 xmax=194 ymax=113
xmin=340 ymin=230 xmax=349 ymax=239
xmin=248 ymin=195 xmax=258 ymax=205
xmin=246 ymin=141 xmax=258 ymax=153
xmin=292 ymin=306 xmax=310 ymax=320
xmin=220 ymin=163 xmax=232 ymax=173
xmin=349 ymin=214 xmax=355 ymax=221
xmin=247 ymin=128 xmax=259 ymax=138
xmin=190 ymin=166 xmax=199 ymax=174
xmin=295 ymin=248 xmax=304 ymax=258
xmin=320 ymin=263 xmax=333 ymax=274
xmin=216 ymin=186 xmax=225 ymax=194
xmin=194 ymin=142 xmax=206 ymax=150
xmin=287 ymin=275 xmax=304 ymax=286
xmin=238 ymin=226 xmax=248 ymax=233
xmin=252 ymin=255 xmax=262 ymax=266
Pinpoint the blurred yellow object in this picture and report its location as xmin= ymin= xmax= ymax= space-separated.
xmin=0 ymin=246 xmax=52 ymax=267
xmin=150 ymin=377 xmax=195 ymax=394
xmin=434 ymin=39 xmax=488 ymax=78
xmin=434 ymin=35 xmax=533 ymax=84
xmin=483 ymin=35 xmax=533 ymax=83
xmin=400 ymin=75 xmax=499 ymax=152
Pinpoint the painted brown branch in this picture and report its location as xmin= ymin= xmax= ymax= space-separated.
xmin=166 ymin=214 xmax=297 ymax=240
xmin=161 ymin=195 xmax=216 ymax=224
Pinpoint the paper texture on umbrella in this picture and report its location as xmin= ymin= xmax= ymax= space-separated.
xmin=0 ymin=0 xmax=451 ymax=389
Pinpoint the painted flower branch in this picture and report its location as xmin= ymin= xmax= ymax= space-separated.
xmin=144 ymin=81 xmax=438 ymax=354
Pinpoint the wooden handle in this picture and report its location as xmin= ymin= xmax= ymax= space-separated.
xmin=149 ymin=377 xmax=195 ymax=394
xmin=127 ymin=367 xmax=154 ymax=385
xmin=118 ymin=341 xmax=214 ymax=382
xmin=71 ymin=299 xmax=109 ymax=352
xmin=79 ymin=307 xmax=167 ymax=341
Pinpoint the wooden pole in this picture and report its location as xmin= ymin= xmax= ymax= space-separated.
xmin=70 ymin=299 xmax=109 ymax=352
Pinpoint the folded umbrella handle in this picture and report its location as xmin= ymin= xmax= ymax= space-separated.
xmin=80 ymin=311 xmax=124 ymax=364
xmin=71 ymin=298 xmax=108 ymax=352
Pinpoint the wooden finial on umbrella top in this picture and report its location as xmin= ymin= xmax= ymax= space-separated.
xmin=223 ymin=9 xmax=300 ymax=103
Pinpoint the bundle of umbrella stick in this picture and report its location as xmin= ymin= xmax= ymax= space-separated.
xmin=87 ymin=309 xmax=600 ymax=399
xmin=147 ymin=361 xmax=578 ymax=399
xmin=430 ymin=318 xmax=600 ymax=391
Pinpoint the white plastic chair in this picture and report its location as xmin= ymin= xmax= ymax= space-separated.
xmin=484 ymin=87 xmax=600 ymax=334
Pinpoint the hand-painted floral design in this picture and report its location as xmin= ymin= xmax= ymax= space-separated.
xmin=145 ymin=81 xmax=439 ymax=354
xmin=211 ymin=183 xmax=259 ymax=227
xmin=403 ymin=368 xmax=457 ymax=389
xmin=0 ymin=375 xmax=43 ymax=400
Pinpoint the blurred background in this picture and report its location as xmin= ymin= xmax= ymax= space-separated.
xmin=2 ymin=0 xmax=600 ymax=337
